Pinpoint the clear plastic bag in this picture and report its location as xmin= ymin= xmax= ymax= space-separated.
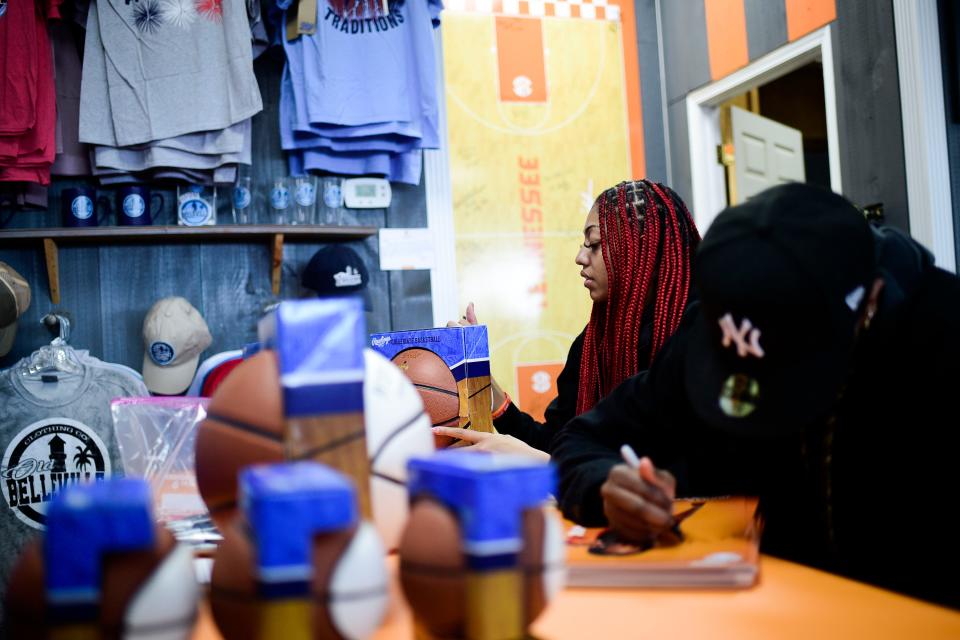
xmin=111 ymin=397 xmax=219 ymax=548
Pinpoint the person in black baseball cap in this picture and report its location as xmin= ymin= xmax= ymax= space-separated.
xmin=553 ymin=183 xmax=960 ymax=606
xmin=684 ymin=183 xmax=878 ymax=435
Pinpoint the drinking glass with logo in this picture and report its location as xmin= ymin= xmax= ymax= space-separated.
xmin=176 ymin=185 xmax=217 ymax=227
xmin=232 ymin=176 xmax=253 ymax=224
xmin=320 ymin=177 xmax=344 ymax=225
xmin=292 ymin=175 xmax=317 ymax=225
xmin=270 ymin=177 xmax=291 ymax=225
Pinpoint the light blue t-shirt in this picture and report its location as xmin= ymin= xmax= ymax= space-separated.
xmin=277 ymin=0 xmax=441 ymax=184
xmin=286 ymin=0 xmax=441 ymax=126
xmin=289 ymin=147 xmax=423 ymax=185
xmin=279 ymin=65 xmax=423 ymax=153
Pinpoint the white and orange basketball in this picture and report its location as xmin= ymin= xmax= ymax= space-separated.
xmin=5 ymin=526 xmax=199 ymax=639
xmin=195 ymin=349 xmax=434 ymax=549
xmin=398 ymin=498 xmax=565 ymax=637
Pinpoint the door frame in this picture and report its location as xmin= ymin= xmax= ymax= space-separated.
xmin=685 ymin=26 xmax=840 ymax=232
xmin=892 ymin=0 xmax=955 ymax=272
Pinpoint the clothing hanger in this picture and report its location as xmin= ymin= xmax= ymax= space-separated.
xmin=17 ymin=313 xmax=84 ymax=378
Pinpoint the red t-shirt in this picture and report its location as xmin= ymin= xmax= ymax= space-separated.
xmin=0 ymin=0 xmax=40 ymax=136
xmin=0 ymin=0 xmax=60 ymax=184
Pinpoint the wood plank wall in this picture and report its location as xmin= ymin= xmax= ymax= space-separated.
xmin=0 ymin=48 xmax=433 ymax=373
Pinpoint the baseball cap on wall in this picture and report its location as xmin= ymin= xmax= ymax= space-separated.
xmin=1 ymin=262 xmax=31 ymax=357
xmin=142 ymin=297 xmax=213 ymax=395
xmin=684 ymin=183 xmax=877 ymax=437
xmin=301 ymin=245 xmax=372 ymax=309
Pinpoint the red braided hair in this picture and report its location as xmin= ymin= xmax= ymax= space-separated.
xmin=576 ymin=181 xmax=700 ymax=414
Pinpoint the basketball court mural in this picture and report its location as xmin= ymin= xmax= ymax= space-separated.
xmin=443 ymin=0 xmax=645 ymax=418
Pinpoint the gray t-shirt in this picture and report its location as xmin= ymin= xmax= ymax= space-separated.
xmin=0 ymin=364 xmax=145 ymax=625
xmin=51 ymin=22 xmax=91 ymax=177
xmin=93 ymin=165 xmax=237 ymax=186
xmin=93 ymin=138 xmax=250 ymax=171
xmin=79 ymin=0 xmax=262 ymax=147
xmin=100 ymin=119 xmax=249 ymax=156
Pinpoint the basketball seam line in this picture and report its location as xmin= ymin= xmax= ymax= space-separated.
xmin=372 ymin=470 xmax=404 ymax=486
xmin=467 ymin=383 xmax=492 ymax=399
xmin=413 ymin=383 xmax=460 ymax=397
xmin=370 ymin=410 xmax=427 ymax=464
xmin=210 ymin=584 xmax=388 ymax=603
xmin=205 ymin=410 xmax=283 ymax=443
xmin=292 ymin=429 xmax=367 ymax=462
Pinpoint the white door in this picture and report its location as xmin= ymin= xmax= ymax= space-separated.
xmin=731 ymin=106 xmax=806 ymax=203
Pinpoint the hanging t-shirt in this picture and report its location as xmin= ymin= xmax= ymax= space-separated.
xmin=0 ymin=363 xmax=145 ymax=622
xmin=289 ymin=146 xmax=422 ymax=185
xmin=278 ymin=7 xmax=441 ymax=150
xmin=0 ymin=0 xmax=59 ymax=185
xmin=286 ymin=0 xmax=442 ymax=126
xmin=276 ymin=0 xmax=441 ymax=184
xmin=1 ymin=13 xmax=56 ymax=165
xmin=280 ymin=66 xmax=422 ymax=153
xmin=0 ymin=0 xmax=41 ymax=136
xmin=94 ymin=165 xmax=238 ymax=186
xmin=51 ymin=22 xmax=91 ymax=177
xmin=79 ymin=0 xmax=262 ymax=147
xmin=93 ymin=134 xmax=251 ymax=172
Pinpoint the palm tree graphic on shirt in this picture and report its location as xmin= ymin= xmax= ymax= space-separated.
xmin=74 ymin=445 xmax=94 ymax=472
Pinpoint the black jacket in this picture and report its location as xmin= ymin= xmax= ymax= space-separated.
xmin=553 ymin=228 xmax=960 ymax=606
xmin=495 ymin=317 xmax=654 ymax=454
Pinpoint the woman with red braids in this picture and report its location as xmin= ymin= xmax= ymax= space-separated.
xmin=436 ymin=180 xmax=700 ymax=459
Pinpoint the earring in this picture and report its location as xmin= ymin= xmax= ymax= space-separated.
xmin=864 ymin=307 xmax=876 ymax=330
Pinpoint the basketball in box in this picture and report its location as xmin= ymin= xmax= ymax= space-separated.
xmin=369 ymin=325 xmax=494 ymax=439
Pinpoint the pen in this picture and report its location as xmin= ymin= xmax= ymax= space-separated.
xmin=620 ymin=444 xmax=642 ymax=470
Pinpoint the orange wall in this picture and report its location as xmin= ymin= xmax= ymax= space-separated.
xmin=785 ymin=0 xmax=837 ymax=41
xmin=609 ymin=0 xmax=645 ymax=178
xmin=704 ymin=0 xmax=749 ymax=81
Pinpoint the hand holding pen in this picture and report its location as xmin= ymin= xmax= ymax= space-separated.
xmin=599 ymin=445 xmax=679 ymax=545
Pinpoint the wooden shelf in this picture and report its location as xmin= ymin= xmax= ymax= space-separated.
xmin=0 ymin=224 xmax=377 ymax=243
xmin=0 ymin=225 xmax=378 ymax=302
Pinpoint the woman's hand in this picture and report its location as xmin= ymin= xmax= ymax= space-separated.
xmin=431 ymin=427 xmax=550 ymax=463
xmin=443 ymin=303 xmax=508 ymax=409
xmin=446 ymin=301 xmax=478 ymax=327
xmin=601 ymin=458 xmax=676 ymax=543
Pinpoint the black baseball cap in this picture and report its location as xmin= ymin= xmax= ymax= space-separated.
xmin=684 ymin=183 xmax=877 ymax=437
xmin=301 ymin=245 xmax=372 ymax=308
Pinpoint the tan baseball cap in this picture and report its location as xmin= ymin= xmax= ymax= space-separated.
xmin=1 ymin=262 xmax=31 ymax=357
xmin=142 ymin=297 xmax=212 ymax=395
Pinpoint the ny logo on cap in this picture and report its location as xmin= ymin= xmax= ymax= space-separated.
xmin=718 ymin=313 xmax=765 ymax=359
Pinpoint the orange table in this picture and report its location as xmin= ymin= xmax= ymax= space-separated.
xmin=192 ymin=555 xmax=960 ymax=639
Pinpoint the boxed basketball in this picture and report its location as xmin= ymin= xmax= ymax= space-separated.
xmin=370 ymin=325 xmax=494 ymax=447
